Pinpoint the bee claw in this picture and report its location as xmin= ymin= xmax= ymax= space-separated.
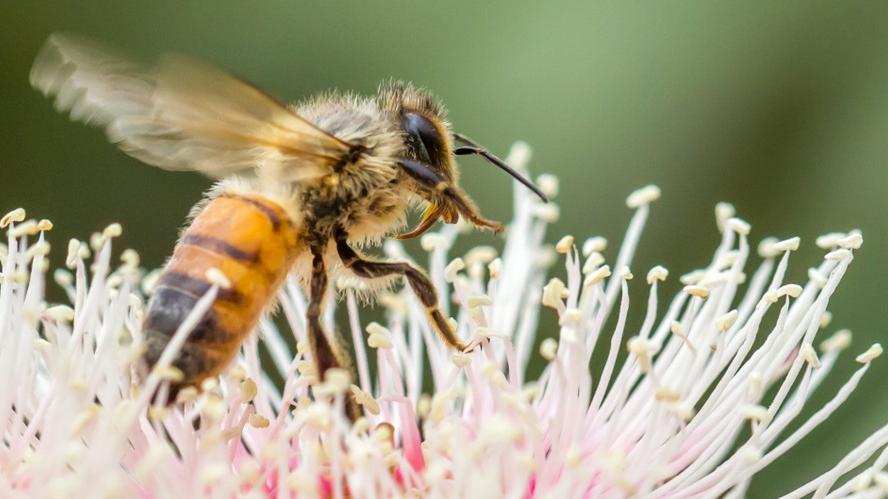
xmin=481 ymin=220 xmax=504 ymax=234
xmin=461 ymin=339 xmax=479 ymax=353
xmin=395 ymin=203 xmax=443 ymax=240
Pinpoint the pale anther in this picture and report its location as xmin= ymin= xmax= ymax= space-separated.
xmin=583 ymin=265 xmax=611 ymax=288
xmin=646 ymin=265 xmax=668 ymax=284
xmin=539 ymin=338 xmax=558 ymax=361
xmin=758 ymin=237 xmax=780 ymax=258
xmin=477 ymin=327 xmax=506 ymax=339
xmin=777 ymin=284 xmax=802 ymax=298
xmin=102 ymin=222 xmax=123 ymax=239
xmin=249 ymin=414 xmax=270 ymax=428
xmin=626 ymin=184 xmax=661 ymax=208
xmin=240 ymin=378 xmax=258 ymax=402
xmin=532 ymin=203 xmax=560 ymax=223
xmin=326 ymin=368 xmax=351 ymax=389
xmin=505 ymin=141 xmax=532 ymax=169
xmin=0 ymin=208 xmax=26 ymax=228
xmin=740 ymin=404 xmax=769 ymax=422
xmin=120 ymin=248 xmax=140 ymax=267
xmin=65 ymin=239 xmax=80 ymax=268
xmin=467 ymin=295 xmax=492 ymax=308
xmin=155 ymin=365 xmax=184 ymax=382
xmin=618 ymin=266 xmax=633 ymax=280
xmin=654 ymin=387 xmax=680 ymax=402
xmin=808 ymin=267 xmax=827 ymax=288
xmin=45 ymin=305 xmax=75 ymax=322
xmin=11 ymin=220 xmax=39 ymax=238
xmin=820 ymin=329 xmax=852 ymax=353
xmin=452 ymin=352 xmax=471 ymax=368
xmin=825 ymin=248 xmax=851 ymax=261
xmin=464 ymin=246 xmax=497 ymax=266
xmin=444 ymin=258 xmax=465 ymax=282
xmin=838 ymin=232 xmax=863 ymax=249
xmin=582 ymin=252 xmax=605 ymax=274
xmin=205 ymin=268 xmax=232 ymax=289
xmin=684 ymin=285 xmax=709 ymax=299
xmin=801 ymin=343 xmax=821 ymax=368
xmin=820 ymin=311 xmax=832 ymax=328
xmin=536 ymin=174 xmax=559 ymax=198
xmin=555 ymin=235 xmax=574 ymax=254
xmin=679 ymin=270 xmax=706 ymax=285
xmin=726 ymin=217 xmax=751 ymax=236
xmin=715 ymin=202 xmax=735 ymax=233
xmin=582 ymin=236 xmax=607 ymax=256
xmin=367 ymin=322 xmax=393 ymax=349
xmin=741 ymin=446 xmax=763 ymax=464
xmin=747 ymin=372 xmax=764 ymax=401
xmin=534 ymin=246 xmax=557 ymax=269
xmin=816 ymin=232 xmax=846 ymax=249
xmin=420 ymin=233 xmax=447 ymax=252
xmin=558 ymin=308 xmax=583 ymax=327
xmin=716 ymin=310 xmax=738 ymax=332
xmin=856 ymin=344 xmax=882 ymax=364
xmin=541 ymin=278 xmax=567 ymax=309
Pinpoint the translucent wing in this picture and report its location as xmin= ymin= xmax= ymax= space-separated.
xmin=30 ymin=33 xmax=354 ymax=180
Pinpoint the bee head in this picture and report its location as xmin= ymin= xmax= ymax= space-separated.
xmin=379 ymin=81 xmax=548 ymax=239
xmin=378 ymin=80 xmax=457 ymax=182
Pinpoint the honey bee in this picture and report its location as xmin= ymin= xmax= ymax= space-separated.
xmin=30 ymin=33 xmax=547 ymax=410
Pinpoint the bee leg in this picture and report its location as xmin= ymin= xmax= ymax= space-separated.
xmin=335 ymin=229 xmax=467 ymax=351
xmin=307 ymin=247 xmax=360 ymax=421
xmin=398 ymin=158 xmax=504 ymax=233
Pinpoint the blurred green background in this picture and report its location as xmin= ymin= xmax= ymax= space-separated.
xmin=2 ymin=1 xmax=887 ymax=495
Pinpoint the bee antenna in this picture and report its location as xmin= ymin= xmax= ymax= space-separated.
xmin=452 ymin=133 xmax=549 ymax=203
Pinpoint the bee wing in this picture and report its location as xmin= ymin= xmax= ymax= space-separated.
xmin=30 ymin=33 xmax=353 ymax=180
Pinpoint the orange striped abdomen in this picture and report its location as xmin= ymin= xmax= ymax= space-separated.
xmin=142 ymin=193 xmax=300 ymax=401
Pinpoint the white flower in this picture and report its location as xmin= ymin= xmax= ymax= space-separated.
xmin=0 ymin=143 xmax=884 ymax=498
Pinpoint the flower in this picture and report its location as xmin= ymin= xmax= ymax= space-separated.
xmin=0 ymin=143 xmax=885 ymax=498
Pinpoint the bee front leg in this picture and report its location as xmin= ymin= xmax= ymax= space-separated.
xmin=398 ymin=158 xmax=504 ymax=233
xmin=335 ymin=229 xmax=467 ymax=351
xmin=307 ymin=246 xmax=359 ymax=420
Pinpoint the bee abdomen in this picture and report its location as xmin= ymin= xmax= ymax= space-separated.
xmin=144 ymin=285 xmax=231 ymax=345
xmin=142 ymin=192 xmax=300 ymax=401
xmin=142 ymin=287 xmax=223 ymax=388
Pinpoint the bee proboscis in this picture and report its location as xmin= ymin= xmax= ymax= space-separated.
xmin=30 ymin=33 xmax=547 ymax=415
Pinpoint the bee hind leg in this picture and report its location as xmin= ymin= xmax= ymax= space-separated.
xmin=307 ymin=247 xmax=360 ymax=421
xmin=334 ymin=229 xmax=467 ymax=351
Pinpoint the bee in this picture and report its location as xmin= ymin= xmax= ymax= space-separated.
xmin=30 ymin=33 xmax=547 ymax=409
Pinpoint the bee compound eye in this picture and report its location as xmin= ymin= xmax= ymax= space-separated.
xmin=401 ymin=111 xmax=444 ymax=164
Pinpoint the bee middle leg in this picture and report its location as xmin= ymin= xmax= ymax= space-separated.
xmin=307 ymin=247 xmax=360 ymax=420
xmin=334 ymin=229 xmax=467 ymax=351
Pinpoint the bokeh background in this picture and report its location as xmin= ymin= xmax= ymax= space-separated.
xmin=2 ymin=2 xmax=887 ymax=495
